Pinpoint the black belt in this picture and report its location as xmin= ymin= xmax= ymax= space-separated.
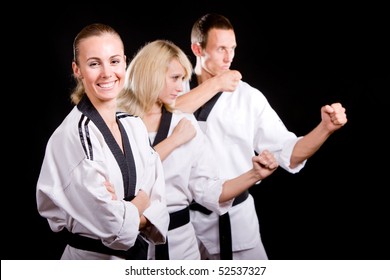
xmin=59 ymin=229 xmax=148 ymax=259
xmin=189 ymin=190 xmax=249 ymax=260
xmin=155 ymin=206 xmax=190 ymax=260
xmin=189 ymin=190 xmax=248 ymax=214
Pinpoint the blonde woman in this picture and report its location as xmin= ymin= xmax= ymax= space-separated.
xmin=117 ymin=39 xmax=278 ymax=260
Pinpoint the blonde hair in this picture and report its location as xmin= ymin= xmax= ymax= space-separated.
xmin=117 ymin=39 xmax=192 ymax=117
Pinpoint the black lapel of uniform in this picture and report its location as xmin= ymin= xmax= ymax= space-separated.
xmin=190 ymin=73 xmax=222 ymax=121
xmin=152 ymin=106 xmax=172 ymax=146
xmin=77 ymin=96 xmax=137 ymax=201
xmin=196 ymin=92 xmax=222 ymax=121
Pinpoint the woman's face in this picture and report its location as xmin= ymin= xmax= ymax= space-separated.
xmin=158 ymin=58 xmax=186 ymax=107
xmin=72 ymin=33 xmax=126 ymax=104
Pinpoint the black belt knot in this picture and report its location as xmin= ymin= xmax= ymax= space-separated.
xmin=189 ymin=190 xmax=249 ymax=259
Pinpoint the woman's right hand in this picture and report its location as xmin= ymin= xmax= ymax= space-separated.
xmin=170 ymin=118 xmax=196 ymax=146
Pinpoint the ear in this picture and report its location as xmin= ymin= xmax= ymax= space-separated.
xmin=72 ymin=61 xmax=83 ymax=79
xmin=191 ymin=43 xmax=202 ymax=57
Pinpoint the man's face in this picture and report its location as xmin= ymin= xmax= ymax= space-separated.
xmin=200 ymin=28 xmax=237 ymax=77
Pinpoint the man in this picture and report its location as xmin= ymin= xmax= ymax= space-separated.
xmin=176 ymin=13 xmax=347 ymax=260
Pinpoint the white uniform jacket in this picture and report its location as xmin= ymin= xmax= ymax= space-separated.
xmin=187 ymin=80 xmax=306 ymax=254
xmin=149 ymin=109 xmax=233 ymax=259
xmin=36 ymin=96 xmax=169 ymax=259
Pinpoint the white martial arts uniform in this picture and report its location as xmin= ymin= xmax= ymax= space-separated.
xmin=148 ymin=109 xmax=233 ymax=260
xmin=186 ymin=80 xmax=306 ymax=260
xmin=36 ymin=96 xmax=169 ymax=260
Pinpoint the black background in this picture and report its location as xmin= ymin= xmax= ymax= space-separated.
xmin=6 ymin=3 xmax=388 ymax=260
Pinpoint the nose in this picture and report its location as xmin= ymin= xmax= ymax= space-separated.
xmin=176 ymin=80 xmax=184 ymax=91
xmin=224 ymin=49 xmax=234 ymax=63
xmin=101 ymin=65 xmax=113 ymax=78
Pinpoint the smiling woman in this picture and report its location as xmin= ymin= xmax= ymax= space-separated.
xmin=35 ymin=23 xmax=169 ymax=260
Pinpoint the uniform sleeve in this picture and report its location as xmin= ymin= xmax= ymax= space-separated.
xmin=126 ymin=117 xmax=169 ymax=245
xmin=187 ymin=117 xmax=233 ymax=215
xmin=252 ymin=91 xmax=306 ymax=173
xmin=36 ymin=130 xmax=141 ymax=251
xmin=138 ymin=149 xmax=169 ymax=245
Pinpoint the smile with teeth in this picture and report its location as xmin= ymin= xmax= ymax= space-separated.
xmin=99 ymin=81 xmax=115 ymax=88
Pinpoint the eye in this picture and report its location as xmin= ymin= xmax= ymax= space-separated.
xmin=111 ymin=55 xmax=124 ymax=65
xmin=111 ymin=59 xmax=121 ymax=65
xmin=89 ymin=61 xmax=100 ymax=67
